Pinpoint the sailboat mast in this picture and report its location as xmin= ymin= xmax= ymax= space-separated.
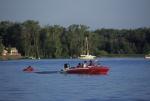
xmin=85 ymin=36 xmax=89 ymax=55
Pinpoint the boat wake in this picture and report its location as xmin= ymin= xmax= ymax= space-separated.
xmin=34 ymin=71 xmax=59 ymax=74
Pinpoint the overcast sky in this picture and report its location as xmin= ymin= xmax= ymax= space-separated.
xmin=0 ymin=0 xmax=150 ymax=29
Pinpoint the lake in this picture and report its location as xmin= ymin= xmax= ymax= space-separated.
xmin=0 ymin=58 xmax=150 ymax=101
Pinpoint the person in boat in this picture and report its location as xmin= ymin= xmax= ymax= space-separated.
xmin=27 ymin=65 xmax=32 ymax=68
xmin=89 ymin=60 xmax=94 ymax=66
xmin=23 ymin=65 xmax=34 ymax=72
xmin=83 ymin=61 xmax=87 ymax=68
xmin=77 ymin=63 xmax=81 ymax=68
xmin=64 ymin=63 xmax=70 ymax=70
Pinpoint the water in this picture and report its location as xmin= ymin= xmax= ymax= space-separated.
xmin=0 ymin=58 xmax=150 ymax=101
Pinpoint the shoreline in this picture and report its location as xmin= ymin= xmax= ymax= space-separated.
xmin=99 ymin=54 xmax=144 ymax=57
xmin=0 ymin=54 xmax=145 ymax=61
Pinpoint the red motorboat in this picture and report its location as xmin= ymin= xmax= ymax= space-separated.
xmin=62 ymin=63 xmax=109 ymax=75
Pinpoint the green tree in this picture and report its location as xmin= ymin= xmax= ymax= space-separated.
xmin=66 ymin=24 xmax=90 ymax=57
xmin=0 ymin=37 xmax=4 ymax=55
xmin=0 ymin=21 xmax=13 ymax=47
xmin=21 ymin=20 xmax=40 ymax=58
xmin=39 ymin=25 xmax=64 ymax=58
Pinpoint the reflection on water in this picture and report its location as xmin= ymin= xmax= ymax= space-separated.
xmin=34 ymin=71 xmax=59 ymax=74
xmin=0 ymin=58 xmax=150 ymax=101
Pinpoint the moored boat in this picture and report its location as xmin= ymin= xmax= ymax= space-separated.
xmin=145 ymin=54 xmax=150 ymax=59
xmin=145 ymin=56 xmax=150 ymax=59
xmin=79 ymin=54 xmax=96 ymax=60
xmin=78 ymin=36 xmax=96 ymax=60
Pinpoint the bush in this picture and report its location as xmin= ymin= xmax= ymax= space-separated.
xmin=98 ymin=50 xmax=108 ymax=56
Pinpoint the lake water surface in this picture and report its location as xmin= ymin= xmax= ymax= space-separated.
xmin=0 ymin=58 xmax=150 ymax=101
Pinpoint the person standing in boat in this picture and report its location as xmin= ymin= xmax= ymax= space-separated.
xmin=83 ymin=61 xmax=87 ymax=68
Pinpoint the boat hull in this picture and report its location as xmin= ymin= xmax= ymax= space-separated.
xmin=78 ymin=55 xmax=96 ymax=60
xmin=145 ymin=56 xmax=150 ymax=59
xmin=64 ymin=66 xmax=109 ymax=75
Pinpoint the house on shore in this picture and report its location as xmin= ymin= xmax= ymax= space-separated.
xmin=2 ymin=47 xmax=21 ymax=56
xmin=1 ymin=49 xmax=7 ymax=56
xmin=1 ymin=47 xmax=22 ymax=60
xmin=10 ymin=48 xmax=21 ymax=56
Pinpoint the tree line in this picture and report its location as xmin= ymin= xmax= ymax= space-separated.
xmin=0 ymin=20 xmax=150 ymax=58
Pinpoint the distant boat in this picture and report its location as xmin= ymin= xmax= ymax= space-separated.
xmin=79 ymin=36 xmax=96 ymax=60
xmin=26 ymin=56 xmax=40 ymax=60
xmin=28 ymin=56 xmax=36 ymax=59
xmin=79 ymin=54 xmax=96 ymax=60
xmin=145 ymin=54 xmax=150 ymax=59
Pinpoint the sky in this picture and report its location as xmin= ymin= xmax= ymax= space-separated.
xmin=0 ymin=0 xmax=150 ymax=29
